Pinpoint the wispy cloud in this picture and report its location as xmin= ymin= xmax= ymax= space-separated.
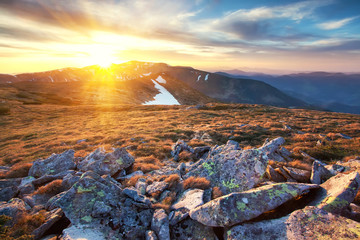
xmin=318 ymin=16 xmax=358 ymax=30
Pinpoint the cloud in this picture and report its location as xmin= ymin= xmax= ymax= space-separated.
xmin=318 ymin=17 xmax=358 ymax=30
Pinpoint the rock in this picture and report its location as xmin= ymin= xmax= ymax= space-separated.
xmin=335 ymin=159 xmax=360 ymax=173
xmin=56 ymin=171 xmax=152 ymax=239
xmin=169 ymin=208 xmax=189 ymax=226
xmin=20 ymin=176 xmax=36 ymax=186
xmin=123 ymin=187 xmax=151 ymax=206
xmin=146 ymin=181 xmax=169 ymax=196
xmin=135 ymin=178 xmax=147 ymax=195
xmin=32 ymin=170 xmax=76 ymax=187
xmin=193 ymin=146 xmax=211 ymax=159
xmin=266 ymin=165 xmax=286 ymax=182
xmin=0 ymin=178 xmax=21 ymax=201
xmin=171 ymin=140 xmax=194 ymax=162
xmin=283 ymin=166 xmax=311 ymax=183
xmin=186 ymin=138 xmax=285 ymax=195
xmin=60 ymin=225 xmax=107 ymax=240
xmin=18 ymin=183 xmax=35 ymax=197
xmin=200 ymin=133 xmax=213 ymax=143
xmin=0 ymin=198 xmax=28 ymax=223
xmin=62 ymin=173 xmax=80 ymax=190
xmin=335 ymin=133 xmax=352 ymax=139
xmin=146 ymin=230 xmax=159 ymax=240
xmin=226 ymin=216 xmax=288 ymax=240
xmin=177 ymin=162 xmax=186 ymax=176
xmin=29 ymin=150 xmax=75 ymax=178
xmin=227 ymin=206 xmax=360 ymax=240
xmin=325 ymin=164 xmax=346 ymax=175
xmin=189 ymin=182 xmax=319 ymax=227
xmin=310 ymin=160 xmax=334 ymax=184
xmin=276 ymin=167 xmax=297 ymax=182
xmin=311 ymin=172 xmax=360 ymax=214
xmin=170 ymin=218 xmax=218 ymax=240
xmin=45 ymin=192 xmax=67 ymax=210
xmin=32 ymin=208 xmax=64 ymax=240
xmin=171 ymin=189 xmax=204 ymax=211
xmin=151 ymin=209 xmax=170 ymax=240
xmin=116 ymin=170 xmax=144 ymax=181
xmin=78 ymin=147 xmax=134 ymax=176
xmin=287 ymin=206 xmax=360 ymax=239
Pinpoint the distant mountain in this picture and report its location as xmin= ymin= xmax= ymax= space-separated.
xmin=0 ymin=61 xmax=309 ymax=108
xmin=217 ymin=70 xmax=360 ymax=114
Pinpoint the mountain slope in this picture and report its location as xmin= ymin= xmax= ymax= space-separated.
xmin=0 ymin=61 xmax=308 ymax=108
xmin=218 ymin=70 xmax=360 ymax=114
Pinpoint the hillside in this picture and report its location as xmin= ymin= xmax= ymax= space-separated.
xmin=0 ymin=61 xmax=309 ymax=108
xmin=218 ymin=71 xmax=360 ymax=114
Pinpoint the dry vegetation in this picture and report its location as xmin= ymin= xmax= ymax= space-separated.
xmin=0 ymin=102 xmax=359 ymax=168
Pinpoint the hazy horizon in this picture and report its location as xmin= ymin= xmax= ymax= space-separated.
xmin=0 ymin=0 xmax=359 ymax=74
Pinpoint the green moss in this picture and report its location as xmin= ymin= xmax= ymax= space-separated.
xmin=97 ymin=190 xmax=105 ymax=197
xmin=203 ymin=161 xmax=216 ymax=176
xmin=81 ymin=215 xmax=92 ymax=223
xmin=116 ymin=157 xmax=123 ymax=165
xmin=222 ymin=179 xmax=240 ymax=191
xmin=77 ymin=185 xmax=97 ymax=193
xmin=236 ymin=201 xmax=247 ymax=211
xmin=321 ymin=196 xmax=348 ymax=212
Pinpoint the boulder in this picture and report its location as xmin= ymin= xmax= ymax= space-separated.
xmin=169 ymin=208 xmax=189 ymax=226
xmin=78 ymin=147 xmax=134 ymax=176
xmin=32 ymin=208 xmax=64 ymax=240
xmin=310 ymin=160 xmax=334 ymax=184
xmin=29 ymin=150 xmax=75 ymax=178
xmin=146 ymin=181 xmax=169 ymax=196
xmin=189 ymin=182 xmax=318 ymax=227
xmin=283 ymin=166 xmax=311 ymax=183
xmin=123 ymin=187 xmax=151 ymax=206
xmin=60 ymin=225 xmax=107 ymax=240
xmin=171 ymin=140 xmax=194 ymax=162
xmin=170 ymin=218 xmax=218 ymax=240
xmin=185 ymin=138 xmax=285 ymax=195
xmin=227 ymin=206 xmax=360 ymax=240
xmin=0 ymin=178 xmax=21 ymax=201
xmin=266 ymin=165 xmax=286 ymax=182
xmin=311 ymin=172 xmax=360 ymax=214
xmin=32 ymin=170 xmax=76 ymax=187
xmin=171 ymin=189 xmax=204 ymax=211
xmin=0 ymin=198 xmax=28 ymax=224
xmin=151 ymin=209 xmax=170 ymax=240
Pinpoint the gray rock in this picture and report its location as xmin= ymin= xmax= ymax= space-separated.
xmin=146 ymin=230 xmax=159 ymax=240
xmin=29 ymin=150 xmax=75 ymax=178
xmin=185 ymin=138 xmax=285 ymax=195
xmin=171 ymin=140 xmax=194 ymax=162
xmin=151 ymin=209 xmax=170 ymax=240
xmin=46 ymin=192 xmax=67 ymax=210
xmin=0 ymin=178 xmax=21 ymax=201
xmin=146 ymin=181 xmax=169 ymax=196
xmin=0 ymin=198 xmax=28 ymax=223
xmin=170 ymin=218 xmax=218 ymax=240
xmin=310 ymin=160 xmax=334 ymax=184
xmin=335 ymin=133 xmax=352 ymax=139
xmin=169 ymin=208 xmax=189 ymax=226
xmin=20 ymin=176 xmax=35 ymax=186
xmin=171 ymin=189 xmax=204 ymax=211
xmin=266 ymin=165 xmax=286 ymax=182
xmin=60 ymin=225 xmax=107 ymax=240
xmin=91 ymin=201 xmax=112 ymax=218
xmin=78 ymin=147 xmax=134 ymax=176
xmin=18 ymin=183 xmax=35 ymax=197
xmin=62 ymin=173 xmax=80 ymax=190
xmin=283 ymin=166 xmax=311 ymax=183
xmin=193 ymin=146 xmax=211 ymax=159
xmin=226 ymin=216 xmax=288 ymax=240
xmin=135 ymin=178 xmax=147 ymax=195
xmin=123 ymin=187 xmax=151 ymax=206
xmin=32 ymin=208 xmax=64 ymax=240
xmin=32 ymin=170 xmax=75 ymax=187
xmin=116 ymin=170 xmax=144 ymax=181
xmin=177 ymin=162 xmax=186 ymax=176
xmin=227 ymin=206 xmax=360 ymax=240
xmin=311 ymin=172 xmax=360 ymax=214
xmin=189 ymin=182 xmax=318 ymax=227
xmin=276 ymin=167 xmax=297 ymax=182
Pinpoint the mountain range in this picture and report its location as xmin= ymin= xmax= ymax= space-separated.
xmin=217 ymin=70 xmax=360 ymax=114
xmin=1 ymin=61 xmax=358 ymax=114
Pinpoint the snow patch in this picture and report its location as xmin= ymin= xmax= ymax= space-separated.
xmin=156 ymin=75 xmax=166 ymax=84
xmin=49 ymin=76 xmax=54 ymax=82
xmin=143 ymin=72 xmax=152 ymax=76
xmin=205 ymin=73 xmax=209 ymax=81
xmin=143 ymin=80 xmax=180 ymax=105
xmin=197 ymin=75 xmax=201 ymax=82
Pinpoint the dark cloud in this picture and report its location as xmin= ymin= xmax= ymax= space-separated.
xmin=311 ymin=40 xmax=360 ymax=52
xmin=0 ymin=26 xmax=64 ymax=42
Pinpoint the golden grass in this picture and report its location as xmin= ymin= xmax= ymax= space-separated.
xmin=182 ymin=176 xmax=210 ymax=190
xmin=212 ymin=186 xmax=223 ymax=199
xmin=33 ymin=179 xmax=63 ymax=195
xmin=0 ymin=103 xmax=359 ymax=167
xmin=0 ymin=162 xmax=32 ymax=179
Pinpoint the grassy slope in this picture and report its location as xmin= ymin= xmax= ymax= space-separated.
xmin=0 ymin=102 xmax=359 ymax=166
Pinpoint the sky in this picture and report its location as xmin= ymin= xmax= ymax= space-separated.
xmin=0 ymin=0 xmax=359 ymax=74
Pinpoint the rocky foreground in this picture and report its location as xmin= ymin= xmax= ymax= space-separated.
xmin=1 ymin=137 xmax=360 ymax=239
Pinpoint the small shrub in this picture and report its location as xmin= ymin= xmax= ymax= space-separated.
xmin=123 ymin=175 xmax=145 ymax=187
xmin=164 ymin=174 xmax=180 ymax=189
xmin=151 ymin=203 xmax=171 ymax=213
xmin=212 ymin=187 xmax=223 ymax=199
xmin=0 ymin=163 xmax=33 ymax=179
xmin=33 ymin=179 xmax=63 ymax=195
xmin=132 ymin=163 xmax=160 ymax=173
xmin=10 ymin=210 xmax=46 ymax=239
xmin=182 ymin=176 xmax=210 ymax=190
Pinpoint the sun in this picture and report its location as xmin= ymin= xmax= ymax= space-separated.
xmin=86 ymin=45 xmax=118 ymax=68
